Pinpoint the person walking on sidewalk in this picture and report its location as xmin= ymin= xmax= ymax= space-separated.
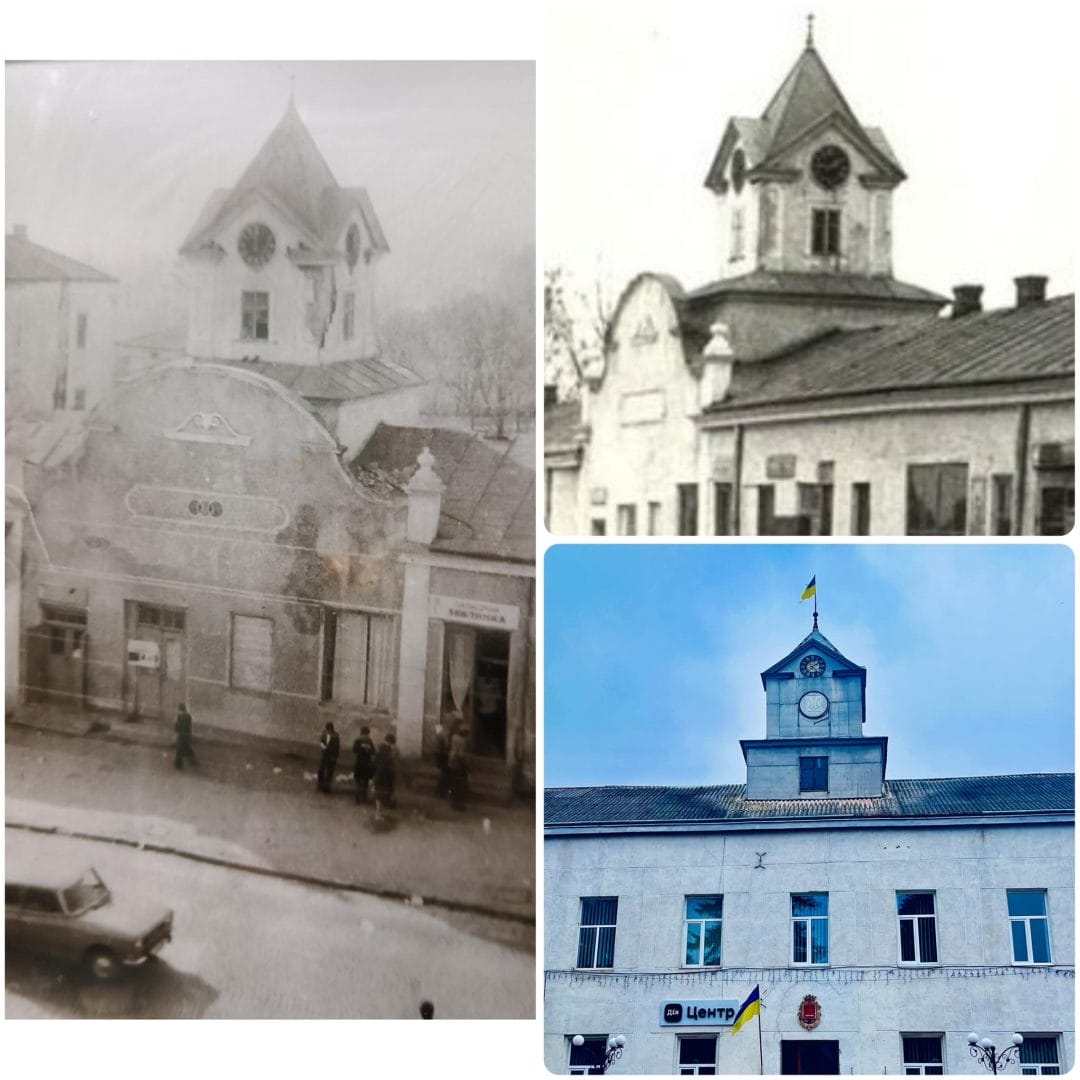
xmin=317 ymin=721 xmax=340 ymax=794
xmin=433 ymin=721 xmax=450 ymax=797
xmin=447 ymin=725 xmax=470 ymax=811
xmin=174 ymin=703 xmax=196 ymax=770
xmin=352 ymin=725 xmax=376 ymax=804
xmin=373 ymin=732 xmax=398 ymax=816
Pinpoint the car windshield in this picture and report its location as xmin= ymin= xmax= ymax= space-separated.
xmin=60 ymin=868 xmax=110 ymax=915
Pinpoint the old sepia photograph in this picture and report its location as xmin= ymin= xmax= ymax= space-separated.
xmin=543 ymin=544 xmax=1074 ymax=1074
xmin=543 ymin=1 xmax=1074 ymax=538
xmin=5 ymin=59 xmax=535 ymax=1019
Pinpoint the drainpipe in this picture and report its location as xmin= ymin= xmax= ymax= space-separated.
xmin=733 ymin=423 xmax=744 ymax=536
xmin=1014 ymin=404 xmax=1030 ymax=535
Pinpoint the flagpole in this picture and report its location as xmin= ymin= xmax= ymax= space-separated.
xmin=813 ymin=575 xmax=818 ymax=630
xmin=757 ymin=995 xmax=764 ymax=1075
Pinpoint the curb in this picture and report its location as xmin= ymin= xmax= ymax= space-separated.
xmin=6 ymin=820 xmax=535 ymax=928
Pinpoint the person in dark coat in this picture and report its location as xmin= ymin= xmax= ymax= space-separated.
xmin=317 ymin=721 xmax=340 ymax=794
xmin=174 ymin=703 xmax=196 ymax=770
xmin=352 ymin=725 xmax=376 ymax=804
xmin=447 ymin=725 xmax=469 ymax=811
xmin=373 ymin=732 xmax=397 ymax=813
xmin=433 ymin=722 xmax=450 ymax=797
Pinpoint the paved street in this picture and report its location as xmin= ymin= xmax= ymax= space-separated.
xmin=6 ymin=831 xmax=533 ymax=1018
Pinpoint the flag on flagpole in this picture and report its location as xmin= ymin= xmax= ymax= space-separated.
xmin=730 ymin=984 xmax=761 ymax=1036
xmin=800 ymin=576 xmax=817 ymax=601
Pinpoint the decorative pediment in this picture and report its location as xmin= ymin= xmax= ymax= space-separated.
xmin=631 ymin=315 xmax=659 ymax=346
xmin=125 ymin=485 xmax=289 ymax=533
xmin=164 ymin=411 xmax=252 ymax=447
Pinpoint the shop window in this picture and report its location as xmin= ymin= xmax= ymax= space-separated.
xmin=230 ymin=614 xmax=273 ymax=693
xmin=679 ymin=1035 xmax=718 ymax=1075
xmin=568 ymin=1037 xmax=606 ymax=1076
xmin=577 ymin=896 xmax=617 ymax=969
xmin=616 ymin=504 xmax=637 ymax=536
xmin=851 ymin=482 xmax=871 ymax=535
xmin=241 ymin=290 xmax=270 ymax=341
xmin=799 ymin=756 xmax=828 ymax=792
xmin=811 ymin=208 xmax=841 ymax=255
xmin=1020 ymin=1036 xmax=1061 ymax=1075
xmin=320 ymin=608 xmax=395 ymax=710
xmin=906 ymin=463 xmax=968 ymax=535
xmin=677 ymin=483 xmax=699 ymax=536
xmin=902 ymin=1035 xmax=944 ymax=1075
xmin=684 ymin=895 xmax=723 ymax=967
xmin=897 ymin=892 xmax=938 ymax=964
xmin=1008 ymin=890 xmax=1051 ymax=964
xmin=991 ymin=474 xmax=1013 ymax=535
xmin=791 ymin=892 xmax=828 ymax=965
xmin=713 ymin=483 xmax=733 ymax=535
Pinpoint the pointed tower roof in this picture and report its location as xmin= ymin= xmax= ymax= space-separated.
xmin=760 ymin=624 xmax=865 ymax=689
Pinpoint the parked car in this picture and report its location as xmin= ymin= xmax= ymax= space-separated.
xmin=5 ymin=852 xmax=173 ymax=980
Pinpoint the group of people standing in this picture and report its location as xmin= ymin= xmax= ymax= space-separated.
xmin=317 ymin=721 xmax=398 ymax=809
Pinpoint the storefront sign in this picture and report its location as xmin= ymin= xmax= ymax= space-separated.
xmin=797 ymin=994 xmax=822 ymax=1030
xmin=660 ymin=999 xmax=740 ymax=1026
xmin=429 ymin=594 xmax=520 ymax=632
xmin=127 ymin=639 xmax=160 ymax=668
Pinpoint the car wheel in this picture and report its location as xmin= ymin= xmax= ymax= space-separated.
xmin=84 ymin=947 xmax=121 ymax=981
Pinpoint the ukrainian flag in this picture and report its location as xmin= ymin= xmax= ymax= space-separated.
xmin=800 ymin=575 xmax=816 ymax=601
xmin=730 ymin=984 xmax=760 ymax=1036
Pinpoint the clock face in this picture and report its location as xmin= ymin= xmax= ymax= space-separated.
xmin=799 ymin=654 xmax=826 ymax=678
xmin=799 ymin=690 xmax=829 ymax=720
xmin=810 ymin=144 xmax=851 ymax=190
xmin=345 ymin=224 xmax=361 ymax=271
xmin=238 ymin=223 xmax=276 ymax=269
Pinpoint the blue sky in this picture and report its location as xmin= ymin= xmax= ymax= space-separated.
xmin=544 ymin=545 xmax=1074 ymax=788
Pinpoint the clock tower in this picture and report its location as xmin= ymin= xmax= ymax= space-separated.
xmin=741 ymin=617 xmax=887 ymax=799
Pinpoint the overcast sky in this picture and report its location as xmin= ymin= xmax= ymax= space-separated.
xmin=545 ymin=544 xmax=1074 ymax=788
xmin=5 ymin=60 xmax=534 ymax=312
xmin=545 ymin=0 xmax=1075 ymax=313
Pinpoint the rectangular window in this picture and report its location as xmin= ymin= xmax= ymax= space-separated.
xmin=647 ymin=502 xmax=662 ymax=536
xmin=677 ymin=483 xmax=699 ymax=536
xmin=902 ymin=1035 xmax=944 ymax=1075
xmin=230 ymin=614 xmax=273 ymax=692
xmin=1037 ymin=483 xmax=1075 ymax=536
xmin=897 ymin=892 xmax=938 ymax=964
xmin=791 ymin=892 xmax=829 ymax=965
xmin=1008 ymin=890 xmax=1051 ymax=964
xmin=757 ymin=485 xmax=775 ymax=534
xmin=799 ymin=756 xmax=828 ymax=792
xmin=713 ymin=483 xmax=733 ymax=535
xmin=241 ymin=290 xmax=270 ymax=341
xmin=811 ymin=208 xmax=841 ymax=256
xmin=852 ymin=482 xmax=871 ymax=535
xmin=577 ymin=896 xmax=617 ymax=969
xmin=679 ymin=1035 xmax=718 ymax=1076
xmin=907 ymin=463 xmax=968 ymax=535
xmin=568 ymin=1036 xmax=606 ymax=1076
xmin=343 ymin=292 xmax=356 ymax=341
xmin=320 ymin=608 xmax=395 ymax=709
xmin=590 ymin=518 xmax=607 ymax=536
xmin=136 ymin=603 xmax=185 ymax=631
xmin=616 ymin=504 xmax=637 ymax=536
xmin=76 ymin=313 xmax=88 ymax=349
xmin=684 ymin=896 xmax=723 ymax=967
xmin=1020 ymin=1035 xmax=1060 ymax=1075
xmin=991 ymin=474 xmax=1013 ymax=535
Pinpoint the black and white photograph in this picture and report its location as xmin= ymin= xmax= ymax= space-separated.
xmin=543 ymin=0 xmax=1074 ymax=538
xmin=5 ymin=58 xmax=536 ymax=1020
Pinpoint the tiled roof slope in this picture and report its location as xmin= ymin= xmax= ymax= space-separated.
xmin=707 ymin=294 xmax=1074 ymax=412
xmin=219 ymin=355 xmax=422 ymax=401
xmin=685 ymin=270 xmax=945 ymax=306
xmin=351 ymin=423 xmax=534 ymax=563
xmin=6 ymin=233 xmax=115 ymax=283
xmin=545 ymin=398 xmax=583 ymax=451
xmin=545 ymin=774 xmax=1074 ymax=827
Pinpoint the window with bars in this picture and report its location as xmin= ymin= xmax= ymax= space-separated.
xmin=897 ymin=892 xmax=938 ymax=964
xmin=1020 ymin=1035 xmax=1060 ymax=1074
xmin=679 ymin=1035 xmax=718 ymax=1075
xmin=241 ymin=290 xmax=270 ymax=341
xmin=799 ymin=756 xmax=828 ymax=792
xmin=1008 ymin=890 xmax=1051 ymax=964
xmin=902 ymin=1035 xmax=944 ymax=1075
xmin=791 ymin=892 xmax=829 ymax=965
xmin=811 ymin=208 xmax=841 ymax=255
xmin=576 ymin=896 xmax=617 ymax=969
xmin=568 ymin=1036 xmax=606 ymax=1075
xmin=684 ymin=896 xmax=723 ymax=967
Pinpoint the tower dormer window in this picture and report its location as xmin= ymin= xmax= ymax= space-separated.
xmin=241 ymin=291 xmax=269 ymax=341
xmin=799 ymin=756 xmax=828 ymax=792
xmin=811 ymin=208 xmax=841 ymax=256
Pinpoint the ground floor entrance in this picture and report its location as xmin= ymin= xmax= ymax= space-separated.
xmin=780 ymin=1039 xmax=840 ymax=1075
xmin=124 ymin=601 xmax=187 ymax=719
xmin=24 ymin=603 xmax=87 ymax=704
xmin=440 ymin=625 xmax=509 ymax=758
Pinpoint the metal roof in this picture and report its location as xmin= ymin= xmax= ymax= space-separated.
xmin=218 ymin=355 xmax=423 ymax=402
xmin=545 ymin=774 xmax=1074 ymax=827
xmin=6 ymin=233 xmax=116 ymax=284
xmin=685 ymin=270 xmax=946 ymax=307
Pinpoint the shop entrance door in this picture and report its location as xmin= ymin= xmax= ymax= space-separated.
xmin=442 ymin=626 xmax=509 ymax=757
xmin=130 ymin=603 xmax=186 ymax=719
xmin=25 ymin=604 xmax=87 ymax=704
xmin=780 ymin=1040 xmax=840 ymax=1075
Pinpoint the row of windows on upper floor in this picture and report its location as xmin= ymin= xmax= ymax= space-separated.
xmin=239 ymin=290 xmax=359 ymax=342
xmin=573 ymin=890 xmax=1055 ymax=971
xmin=578 ymin=461 xmax=1075 ymax=538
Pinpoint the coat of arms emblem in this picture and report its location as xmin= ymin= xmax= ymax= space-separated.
xmin=797 ymin=994 xmax=822 ymax=1030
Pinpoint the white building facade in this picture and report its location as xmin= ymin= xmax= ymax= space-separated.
xmin=544 ymin=625 xmax=1074 ymax=1074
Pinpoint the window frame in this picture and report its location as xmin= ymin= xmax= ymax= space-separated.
xmin=810 ymin=207 xmax=841 ymax=256
xmin=683 ymin=895 xmax=723 ymax=968
xmin=590 ymin=518 xmax=607 ymax=536
xmin=240 ymin=290 xmax=271 ymax=341
xmin=1019 ymin=1034 xmax=1061 ymax=1075
xmin=576 ymin=896 xmax=618 ymax=970
xmin=799 ymin=756 xmax=828 ymax=793
xmin=230 ymin=612 xmax=274 ymax=694
xmin=319 ymin=606 xmax=397 ymax=710
xmin=647 ymin=501 xmax=662 ymax=536
xmin=568 ymin=1035 xmax=607 ymax=1076
xmin=616 ymin=503 xmax=638 ymax=536
xmin=896 ymin=891 xmax=939 ymax=966
xmin=791 ymin=892 xmax=829 ymax=966
xmin=677 ymin=483 xmax=699 ymax=536
xmin=851 ymin=481 xmax=871 ymax=536
xmin=678 ymin=1034 xmax=718 ymax=1075
xmin=901 ymin=1033 xmax=945 ymax=1075
xmin=1008 ymin=889 xmax=1052 ymax=965
xmin=906 ymin=462 xmax=969 ymax=536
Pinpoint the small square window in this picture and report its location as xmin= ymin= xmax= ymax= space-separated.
xmin=799 ymin=756 xmax=828 ymax=792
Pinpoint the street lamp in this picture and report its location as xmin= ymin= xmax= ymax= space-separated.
xmin=572 ymin=1033 xmax=627 ymax=1073
xmin=967 ymin=1031 xmax=1024 ymax=1074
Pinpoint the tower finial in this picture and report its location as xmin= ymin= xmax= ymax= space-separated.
xmin=806 ymin=12 xmax=815 ymax=48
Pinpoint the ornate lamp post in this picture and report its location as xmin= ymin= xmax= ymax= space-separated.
xmin=967 ymin=1031 xmax=1024 ymax=1074
xmin=572 ymin=1034 xmax=627 ymax=1073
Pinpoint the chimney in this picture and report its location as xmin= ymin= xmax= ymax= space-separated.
xmin=11 ymin=224 xmax=28 ymax=240
xmin=1014 ymin=275 xmax=1048 ymax=308
xmin=951 ymin=284 xmax=983 ymax=319
xmin=405 ymin=446 xmax=444 ymax=545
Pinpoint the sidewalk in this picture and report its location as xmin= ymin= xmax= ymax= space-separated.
xmin=6 ymin=702 xmax=536 ymax=931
